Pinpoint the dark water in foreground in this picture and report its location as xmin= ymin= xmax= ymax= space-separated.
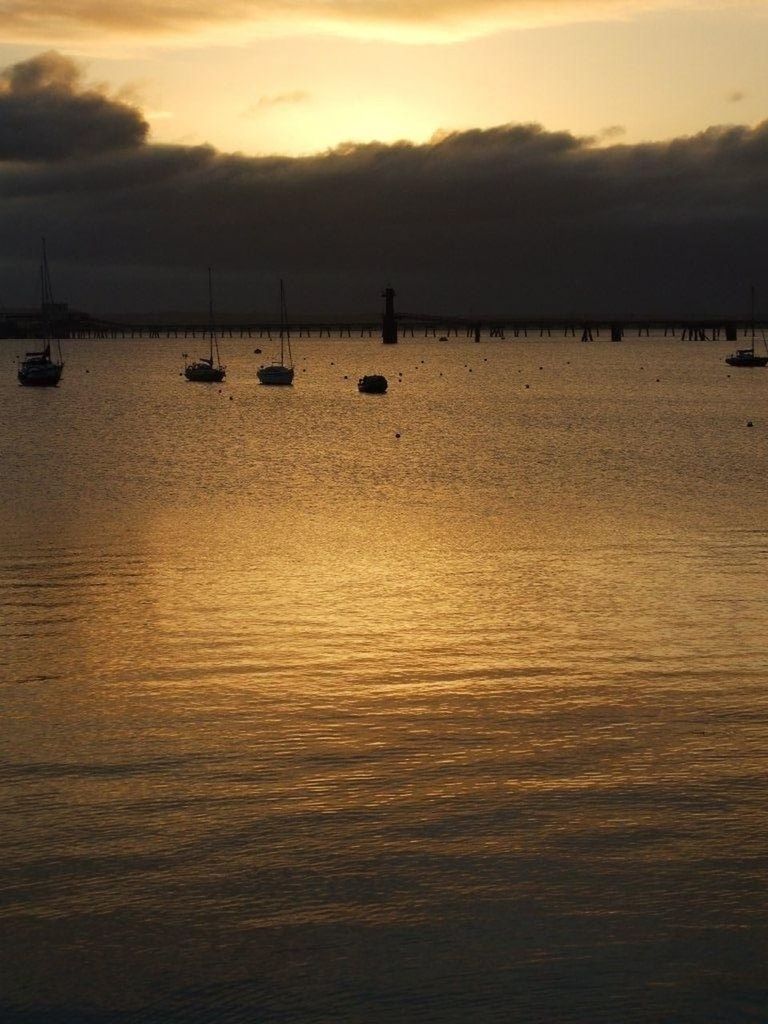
xmin=1 ymin=336 xmax=767 ymax=1023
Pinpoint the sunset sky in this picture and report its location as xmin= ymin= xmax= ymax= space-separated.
xmin=0 ymin=0 xmax=766 ymax=314
xmin=1 ymin=2 xmax=764 ymax=154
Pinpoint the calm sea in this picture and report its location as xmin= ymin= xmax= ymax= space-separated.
xmin=1 ymin=334 xmax=767 ymax=1024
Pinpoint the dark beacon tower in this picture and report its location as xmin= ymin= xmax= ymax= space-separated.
xmin=382 ymin=287 xmax=398 ymax=344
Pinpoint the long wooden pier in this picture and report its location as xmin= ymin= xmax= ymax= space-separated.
xmin=56 ymin=314 xmax=766 ymax=342
xmin=3 ymin=303 xmax=766 ymax=342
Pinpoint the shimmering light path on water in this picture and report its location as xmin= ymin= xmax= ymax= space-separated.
xmin=1 ymin=337 xmax=767 ymax=1023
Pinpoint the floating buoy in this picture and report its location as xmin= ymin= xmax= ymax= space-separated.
xmin=395 ymin=432 xmax=401 ymax=438
xmin=254 ymin=348 xmax=262 ymax=354
xmin=747 ymin=420 xmax=754 ymax=427
xmin=525 ymin=384 xmax=530 ymax=389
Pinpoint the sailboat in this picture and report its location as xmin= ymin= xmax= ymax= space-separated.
xmin=257 ymin=279 xmax=294 ymax=385
xmin=18 ymin=239 xmax=64 ymax=387
xmin=725 ymin=285 xmax=768 ymax=367
xmin=726 ymin=344 xmax=768 ymax=368
xmin=184 ymin=268 xmax=226 ymax=382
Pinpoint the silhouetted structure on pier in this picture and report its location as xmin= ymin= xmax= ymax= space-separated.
xmin=382 ymin=287 xmax=398 ymax=344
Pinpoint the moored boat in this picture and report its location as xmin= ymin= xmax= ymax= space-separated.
xmin=725 ymin=346 xmax=768 ymax=368
xmin=184 ymin=269 xmax=226 ymax=382
xmin=358 ymin=374 xmax=388 ymax=394
xmin=18 ymin=345 xmax=64 ymax=386
xmin=257 ymin=280 xmax=294 ymax=385
xmin=726 ymin=286 xmax=768 ymax=366
xmin=185 ymin=357 xmax=226 ymax=382
xmin=18 ymin=240 xmax=64 ymax=387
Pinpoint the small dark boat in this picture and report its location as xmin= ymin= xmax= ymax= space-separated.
xmin=358 ymin=374 xmax=388 ymax=394
xmin=18 ymin=240 xmax=64 ymax=387
xmin=725 ymin=346 xmax=768 ymax=368
xmin=184 ymin=268 xmax=226 ymax=382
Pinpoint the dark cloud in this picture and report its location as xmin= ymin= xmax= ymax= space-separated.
xmin=1 ymin=69 xmax=767 ymax=317
xmin=599 ymin=125 xmax=626 ymax=141
xmin=0 ymin=51 xmax=148 ymax=161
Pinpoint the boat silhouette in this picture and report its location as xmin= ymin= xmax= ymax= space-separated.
xmin=18 ymin=239 xmax=64 ymax=387
xmin=257 ymin=280 xmax=294 ymax=386
xmin=184 ymin=269 xmax=226 ymax=382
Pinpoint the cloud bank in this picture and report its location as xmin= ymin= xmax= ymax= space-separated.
xmin=0 ymin=52 xmax=148 ymax=161
xmin=0 ymin=0 xmax=749 ymax=44
xmin=1 ymin=52 xmax=767 ymax=317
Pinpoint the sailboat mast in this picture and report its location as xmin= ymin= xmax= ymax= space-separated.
xmin=279 ymin=278 xmax=285 ymax=365
xmin=42 ymin=238 xmax=54 ymax=305
xmin=279 ymin=278 xmax=292 ymax=368
xmin=208 ymin=266 xmax=215 ymax=363
xmin=40 ymin=237 xmax=52 ymax=357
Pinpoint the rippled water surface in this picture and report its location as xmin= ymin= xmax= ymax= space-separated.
xmin=1 ymin=335 xmax=767 ymax=1023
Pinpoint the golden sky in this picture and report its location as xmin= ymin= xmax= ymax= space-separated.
xmin=0 ymin=1 xmax=765 ymax=154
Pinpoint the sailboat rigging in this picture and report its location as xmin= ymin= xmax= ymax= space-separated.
xmin=184 ymin=268 xmax=226 ymax=382
xmin=725 ymin=285 xmax=768 ymax=367
xmin=257 ymin=279 xmax=295 ymax=385
xmin=18 ymin=239 xmax=64 ymax=387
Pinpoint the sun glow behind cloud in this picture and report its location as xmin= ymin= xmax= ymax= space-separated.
xmin=0 ymin=2 xmax=764 ymax=165
xmin=239 ymin=97 xmax=442 ymax=157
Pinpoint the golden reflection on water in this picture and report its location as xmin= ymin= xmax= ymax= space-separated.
xmin=1 ymin=336 xmax=767 ymax=1023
